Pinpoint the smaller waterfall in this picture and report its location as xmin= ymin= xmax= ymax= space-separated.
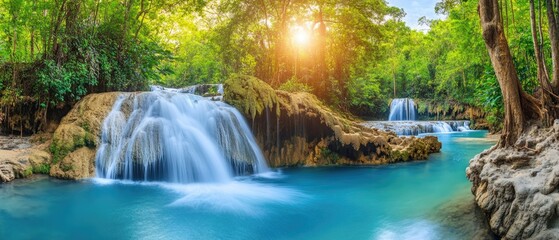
xmin=362 ymin=120 xmax=471 ymax=136
xmin=388 ymin=98 xmax=417 ymax=121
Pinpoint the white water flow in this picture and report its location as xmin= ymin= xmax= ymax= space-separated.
xmin=95 ymin=90 xmax=269 ymax=183
xmin=362 ymin=98 xmax=471 ymax=135
xmin=388 ymin=98 xmax=417 ymax=121
xmin=362 ymin=120 xmax=471 ymax=135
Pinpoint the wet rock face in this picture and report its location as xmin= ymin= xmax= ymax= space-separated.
xmin=467 ymin=121 xmax=559 ymax=239
xmin=49 ymin=92 xmax=122 ymax=180
xmin=224 ymin=75 xmax=442 ymax=167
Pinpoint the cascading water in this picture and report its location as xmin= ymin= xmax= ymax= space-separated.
xmin=366 ymin=98 xmax=473 ymax=135
xmin=362 ymin=120 xmax=471 ymax=136
xmin=388 ymin=98 xmax=417 ymax=121
xmin=95 ymin=90 xmax=269 ymax=183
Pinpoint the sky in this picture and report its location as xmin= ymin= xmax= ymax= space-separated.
xmin=385 ymin=0 xmax=443 ymax=31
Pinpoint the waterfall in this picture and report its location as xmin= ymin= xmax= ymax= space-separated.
xmin=95 ymin=90 xmax=269 ymax=183
xmin=388 ymin=98 xmax=417 ymax=121
xmin=362 ymin=120 xmax=471 ymax=136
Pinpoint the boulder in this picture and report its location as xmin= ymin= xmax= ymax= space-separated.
xmin=0 ymin=136 xmax=51 ymax=183
xmin=467 ymin=122 xmax=559 ymax=239
xmin=49 ymin=92 xmax=123 ymax=179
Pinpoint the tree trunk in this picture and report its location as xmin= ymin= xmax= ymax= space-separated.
xmin=531 ymin=0 xmax=552 ymax=87
xmin=393 ymin=68 xmax=396 ymax=98
xmin=546 ymin=0 xmax=559 ymax=89
xmin=30 ymin=30 xmax=35 ymax=59
xmin=478 ymin=0 xmax=541 ymax=147
xmin=531 ymin=0 xmax=556 ymax=126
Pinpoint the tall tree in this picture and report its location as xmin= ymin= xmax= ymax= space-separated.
xmin=546 ymin=0 xmax=559 ymax=89
xmin=478 ymin=0 xmax=541 ymax=146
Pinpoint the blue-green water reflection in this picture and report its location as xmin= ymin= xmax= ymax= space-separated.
xmin=0 ymin=131 xmax=495 ymax=240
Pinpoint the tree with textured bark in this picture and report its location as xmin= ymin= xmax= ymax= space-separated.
xmin=478 ymin=0 xmax=543 ymax=147
xmin=546 ymin=0 xmax=559 ymax=89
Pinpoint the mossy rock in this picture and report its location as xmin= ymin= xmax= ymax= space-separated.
xmin=224 ymin=75 xmax=441 ymax=167
xmin=50 ymin=125 xmax=94 ymax=164
xmin=224 ymin=74 xmax=280 ymax=119
xmin=48 ymin=92 xmax=122 ymax=180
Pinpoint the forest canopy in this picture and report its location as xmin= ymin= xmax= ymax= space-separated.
xmin=0 ymin=0 xmax=557 ymax=134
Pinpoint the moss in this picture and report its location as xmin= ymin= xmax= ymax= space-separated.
xmin=81 ymin=121 xmax=91 ymax=132
xmin=391 ymin=150 xmax=410 ymax=162
xmin=32 ymin=163 xmax=51 ymax=174
xmin=50 ymin=125 xmax=96 ymax=164
xmin=224 ymin=74 xmax=280 ymax=119
xmin=319 ymin=147 xmax=341 ymax=164
xmin=23 ymin=163 xmax=51 ymax=176
xmin=84 ymin=132 xmax=95 ymax=148
xmin=415 ymin=98 xmax=486 ymax=122
xmin=50 ymin=143 xmax=68 ymax=164
xmin=23 ymin=167 xmax=33 ymax=177
xmin=61 ymin=164 xmax=73 ymax=172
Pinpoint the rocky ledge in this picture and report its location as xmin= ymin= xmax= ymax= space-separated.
xmin=467 ymin=120 xmax=559 ymax=239
xmin=0 ymin=135 xmax=51 ymax=183
xmin=224 ymin=75 xmax=441 ymax=167
xmin=5 ymin=76 xmax=442 ymax=181
xmin=48 ymin=92 xmax=121 ymax=180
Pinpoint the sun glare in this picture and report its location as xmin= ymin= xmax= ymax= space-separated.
xmin=293 ymin=28 xmax=310 ymax=46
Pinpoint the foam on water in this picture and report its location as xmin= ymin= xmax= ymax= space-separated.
xmin=164 ymin=181 xmax=305 ymax=216
xmin=374 ymin=220 xmax=440 ymax=240
xmin=91 ymin=177 xmax=303 ymax=216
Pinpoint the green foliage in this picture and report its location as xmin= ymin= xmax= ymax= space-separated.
xmin=32 ymin=163 xmax=51 ymax=174
xmin=36 ymin=60 xmax=94 ymax=107
xmin=201 ymin=85 xmax=219 ymax=97
xmin=50 ymin=143 xmax=69 ymax=165
xmin=23 ymin=163 xmax=51 ymax=177
xmin=279 ymin=79 xmax=313 ymax=93
xmin=0 ymin=0 xmax=179 ymax=133
xmin=0 ymin=0 xmax=548 ymax=132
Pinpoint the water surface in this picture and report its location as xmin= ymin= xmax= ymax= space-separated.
xmin=0 ymin=131 xmax=495 ymax=239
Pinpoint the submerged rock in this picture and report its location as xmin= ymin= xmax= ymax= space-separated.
xmin=467 ymin=121 xmax=559 ymax=239
xmin=224 ymin=75 xmax=442 ymax=167
xmin=429 ymin=192 xmax=496 ymax=239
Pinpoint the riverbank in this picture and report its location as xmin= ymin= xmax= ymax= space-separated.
xmin=467 ymin=121 xmax=559 ymax=239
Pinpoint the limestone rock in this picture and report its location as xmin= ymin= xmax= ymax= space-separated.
xmin=224 ymin=75 xmax=441 ymax=167
xmin=50 ymin=147 xmax=96 ymax=179
xmin=49 ymin=92 xmax=123 ymax=180
xmin=467 ymin=123 xmax=559 ymax=239
xmin=0 ymin=136 xmax=51 ymax=183
xmin=0 ymin=159 xmax=23 ymax=182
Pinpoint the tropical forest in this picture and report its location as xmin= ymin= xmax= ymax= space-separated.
xmin=1 ymin=0 xmax=559 ymax=239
